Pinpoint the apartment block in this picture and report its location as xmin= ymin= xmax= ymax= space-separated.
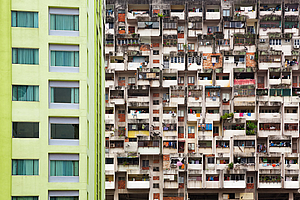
xmin=0 ymin=0 xmax=105 ymax=199
xmin=105 ymin=0 xmax=300 ymax=200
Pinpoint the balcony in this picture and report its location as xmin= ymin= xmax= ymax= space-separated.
xmin=234 ymin=113 xmax=256 ymax=120
xmin=118 ymin=164 xmax=139 ymax=172
xmin=223 ymin=130 xmax=246 ymax=137
xmin=170 ymin=63 xmax=185 ymax=71
xmin=216 ymin=80 xmax=230 ymax=87
xmin=284 ymin=181 xmax=299 ymax=189
xmin=233 ymin=147 xmax=255 ymax=153
xmin=105 ymin=114 xmax=114 ymax=124
xmin=163 ymin=80 xmax=177 ymax=88
xmin=138 ymin=147 xmax=160 ymax=155
xmin=127 ymin=11 xmax=149 ymax=20
xmin=258 ymin=163 xmax=281 ymax=170
xmin=127 ymin=180 xmax=150 ymax=189
xmin=269 ymin=79 xmax=281 ymax=85
xmin=127 ymin=96 xmax=150 ymax=103
xmin=127 ymin=113 xmax=149 ymax=120
xmin=105 ymin=181 xmax=115 ymax=189
xmin=216 ymin=147 xmax=230 ymax=153
xmin=163 ymin=113 xmax=177 ymax=120
xmin=206 ymin=12 xmax=220 ymax=20
xmin=285 ymin=163 xmax=299 ymax=170
xmin=188 ymin=11 xmax=202 ymax=17
xmin=164 ymin=181 xmax=178 ymax=189
xmin=258 ymin=182 xmax=281 ymax=188
xmin=234 ymin=79 xmax=255 ymax=85
xmin=224 ymin=180 xmax=246 ymax=188
xmin=206 ymin=113 xmax=220 ymax=121
xmin=198 ymin=147 xmax=212 ymax=154
xmin=206 ymin=181 xmax=220 ymax=188
xmin=105 ymin=80 xmax=114 ymax=88
xmin=188 ymin=113 xmax=202 ymax=121
xmin=109 ymin=63 xmax=125 ymax=71
xmin=269 ymin=147 xmax=291 ymax=153
xmin=259 ymin=113 xmax=281 ymax=121
xmin=198 ymin=79 xmax=213 ymax=86
xmin=105 ymin=164 xmax=114 ymax=171
xmin=235 ymin=10 xmax=256 ymax=19
xmin=205 ymin=97 xmax=220 ymax=107
xmin=128 ymin=62 xmax=142 ymax=70
xmin=188 ymin=164 xmax=203 ymax=170
xmin=187 ymin=180 xmax=202 ymax=188
xmin=258 ymin=130 xmax=281 ymax=137
xmin=171 ymin=11 xmax=185 ymax=20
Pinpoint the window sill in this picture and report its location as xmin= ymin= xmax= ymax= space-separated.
xmin=50 ymin=66 xmax=79 ymax=73
xmin=49 ymin=103 xmax=79 ymax=109
xmin=49 ymin=176 xmax=79 ymax=182
xmin=49 ymin=30 xmax=79 ymax=37
xmin=49 ymin=139 xmax=79 ymax=146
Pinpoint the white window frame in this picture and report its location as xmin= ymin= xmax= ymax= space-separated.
xmin=49 ymin=44 xmax=79 ymax=73
xmin=49 ymin=117 xmax=79 ymax=146
xmin=49 ymin=81 xmax=80 ymax=110
xmin=48 ymin=191 xmax=79 ymax=200
xmin=49 ymin=8 xmax=79 ymax=36
xmin=48 ymin=154 xmax=79 ymax=182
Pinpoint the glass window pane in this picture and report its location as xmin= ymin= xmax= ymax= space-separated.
xmin=12 ymin=159 xmax=39 ymax=175
xmin=13 ymin=122 xmax=39 ymax=138
xmin=12 ymin=48 xmax=39 ymax=65
xmin=51 ymin=87 xmax=79 ymax=104
xmin=11 ymin=11 xmax=38 ymax=28
xmin=51 ymin=51 xmax=79 ymax=67
xmin=12 ymin=86 xmax=39 ymax=101
xmin=51 ymin=124 xmax=79 ymax=139
xmin=50 ymin=14 xmax=79 ymax=31
xmin=50 ymin=160 xmax=79 ymax=176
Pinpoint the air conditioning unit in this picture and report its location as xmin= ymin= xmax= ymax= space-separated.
xmin=203 ymin=56 xmax=207 ymax=60
xmin=259 ymin=39 xmax=265 ymax=43
xmin=294 ymin=45 xmax=300 ymax=49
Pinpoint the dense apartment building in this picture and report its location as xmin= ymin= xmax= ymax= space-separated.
xmin=104 ymin=0 xmax=300 ymax=200
xmin=0 ymin=0 xmax=105 ymax=199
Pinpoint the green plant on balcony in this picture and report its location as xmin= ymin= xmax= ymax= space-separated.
xmin=228 ymin=162 xmax=234 ymax=169
xmin=221 ymin=112 xmax=234 ymax=120
xmin=246 ymin=121 xmax=257 ymax=135
xmin=122 ymin=161 xmax=128 ymax=166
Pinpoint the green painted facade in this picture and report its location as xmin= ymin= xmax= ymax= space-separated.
xmin=0 ymin=0 xmax=12 ymax=198
xmin=0 ymin=0 xmax=104 ymax=199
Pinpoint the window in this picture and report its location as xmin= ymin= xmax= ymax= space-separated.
xmin=142 ymin=160 xmax=149 ymax=167
xmin=153 ymin=50 xmax=159 ymax=55
xmin=48 ymin=191 xmax=79 ymax=200
xmin=207 ymin=157 xmax=215 ymax=164
xmin=50 ymin=121 xmax=79 ymax=140
xmin=153 ymin=167 xmax=159 ymax=171
xmin=128 ymin=77 xmax=135 ymax=85
xmin=153 ymin=183 xmax=159 ymax=188
xmin=188 ymin=76 xmax=195 ymax=84
xmin=153 ymin=117 xmax=159 ymax=122
xmin=12 ymin=85 xmax=39 ymax=101
xmin=247 ymin=176 xmax=254 ymax=183
xmin=11 ymin=11 xmax=38 ymax=28
xmin=153 ymin=100 xmax=159 ymax=105
xmin=50 ymin=160 xmax=78 ymax=176
xmin=171 ymin=57 xmax=184 ymax=63
xmin=137 ymin=21 xmax=159 ymax=29
xmin=188 ymin=43 xmax=195 ymax=51
xmin=12 ymin=197 xmax=38 ymax=200
xmin=13 ymin=122 xmax=39 ymax=138
xmin=188 ymin=126 xmax=195 ymax=134
xmin=12 ymin=48 xmax=39 ymax=65
xmin=223 ymin=9 xmax=230 ymax=16
xmin=294 ymin=39 xmax=300 ymax=46
xmin=211 ymin=56 xmax=219 ymax=63
xmin=50 ymin=9 xmax=79 ymax=31
xmin=269 ymin=39 xmax=282 ymax=45
xmin=188 ymin=143 xmax=195 ymax=151
xmin=51 ymin=87 xmax=79 ymax=103
xmin=178 ymin=76 xmax=184 ymax=84
xmin=50 ymin=50 xmax=79 ymax=67
xmin=178 ymin=43 xmax=184 ymax=51
xmin=105 ymin=158 xmax=114 ymax=164
xmin=12 ymin=159 xmax=39 ymax=175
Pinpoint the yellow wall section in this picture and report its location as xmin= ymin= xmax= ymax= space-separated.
xmin=0 ymin=0 xmax=12 ymax=198
xmin=11 ymin=0 xmax=90 ymax=199
xmin=128 ymin=131 xmax=150 ymax=138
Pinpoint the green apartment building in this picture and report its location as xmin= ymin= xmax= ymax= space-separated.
xmin=0 ymin=0 xmax=105 ymax=199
